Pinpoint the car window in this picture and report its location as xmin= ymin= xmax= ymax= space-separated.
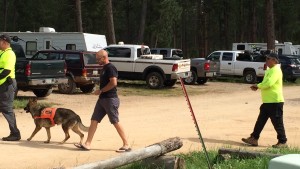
xmin=83 ymin=53 xmax=97 ymax=64
xmin=32 ymin=52 xmax=49 ymax=60
xmin=65 ymin=53 xmax=81 ymax=67
xmin=291 ymin=58 xmax=300 ymax=64
xmin=106 ymin=47 xmax=131 ymax=58
xmin=159 ymin=50 xmax=168 ymax=58
xmin=150 ymin=49 xmax=158 ymax=54
xmin=206 ymin=52 xmax=220 ymax=61
xmin=222 ymin=52 xmax=233 ymax=61
xmin=172 ymin=50 xmax=183 ymax=58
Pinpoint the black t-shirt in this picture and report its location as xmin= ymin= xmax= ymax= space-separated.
xmin=99 ymin=63 xmax=118 ymax=98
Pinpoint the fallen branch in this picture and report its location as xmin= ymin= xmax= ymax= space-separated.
xmin=73 ymin=137 xmax=183 ymax=169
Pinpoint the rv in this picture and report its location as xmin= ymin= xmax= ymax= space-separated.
xmin=232 ymin=41 xmax=298 ymax=55
xmin=1 ymin=27 xmax=107 ymax=58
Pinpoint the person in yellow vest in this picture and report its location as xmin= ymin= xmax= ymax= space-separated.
xmin=242 ymin=52 xmax=287 ymax=148
xmin=0 ymin=34 xmax=21 ymax=141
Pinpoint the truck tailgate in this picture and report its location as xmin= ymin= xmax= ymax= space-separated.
xmin=29 ymin=60 xmax=66 ymax=78
xmin=176 ymin=59 xmax=191 ymax=73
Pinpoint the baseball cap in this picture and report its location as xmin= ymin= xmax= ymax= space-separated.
xmin=266 ymin=52 xmax=279 ymax=61
xmin=0 ymin=34 xmax=11 ymax=44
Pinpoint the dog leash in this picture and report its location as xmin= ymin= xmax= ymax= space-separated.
xmin=179 ymin=77 xmax=212 ymax=169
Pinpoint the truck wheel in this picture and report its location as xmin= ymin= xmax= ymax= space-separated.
xmin=183 ymin=70 xmax=197 ymax=85
xmin=244 ymin=71 xmax=257 ymax=84
xmin=146 ymin=72 xmax=163 ymax=89
xmin=197 ymin=77 xmax=208 ymax=84
xmin=58 ymin=76 xmax=76 ymax=94
xmin=80 ymin=84 xmax=95 ymax=93
xmin=164 ymin=79 xmax=177 ymax=87
xmin=32 ymin=88 xmax=53 ymax=97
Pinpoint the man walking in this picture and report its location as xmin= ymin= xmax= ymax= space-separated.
xmin=74 ymin=49 xmax=130 ymax=152
xmin=242 ymin=52 xmax=287 ymax=148
xmin=0 ymin=34 xmax=21 ymax=141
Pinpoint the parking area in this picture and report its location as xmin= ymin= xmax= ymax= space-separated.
xmin=1 ymin=82 xmax=300 ymax=169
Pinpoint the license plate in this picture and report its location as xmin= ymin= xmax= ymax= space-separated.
xmin=45 ymin=79 xmax=52 ymax=83
xmin=206 ymin=72 xmax=216 ymax=77
xmin=93 ymin=70 xmax=98 ymax=75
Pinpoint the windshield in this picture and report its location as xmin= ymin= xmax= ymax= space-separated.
xmin=83 ymin=53 xmax=97 ymax=64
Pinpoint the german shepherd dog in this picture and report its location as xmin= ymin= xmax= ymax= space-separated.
xmin=24 ymin=98 xmax=89 ymax=144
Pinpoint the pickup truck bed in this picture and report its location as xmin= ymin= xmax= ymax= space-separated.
xmin=11 ymin=43 xmax=67 ymax=97
xmin=104 ymin=44 xmax=191 ymax=89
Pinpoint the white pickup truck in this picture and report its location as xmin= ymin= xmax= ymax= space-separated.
xmin=206 ymin=50 xmax=266 ymax=83
xmin=103 ymin=44 xmax=191 ymax=89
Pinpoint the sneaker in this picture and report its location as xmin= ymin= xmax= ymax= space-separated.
xmin=272 ymin=142 xmax=288 ymax=148
xmin=2 ymin=135 xmax=21 ymax=141
xmin=241 ymin=136 xmax=258 ymax=146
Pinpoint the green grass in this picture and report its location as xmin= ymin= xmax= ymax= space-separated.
xmin=13 ymin=98 xmax=54 ymax=109
xmin=120 ymin=148 xmax=300 ymax=169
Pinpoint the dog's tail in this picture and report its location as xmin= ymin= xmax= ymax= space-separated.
xmin=77 ymin=116 xmax=89 ymax=132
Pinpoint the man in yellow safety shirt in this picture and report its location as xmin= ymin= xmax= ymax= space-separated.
xmin=241 ymin=52 xmax=287 ymax=148
xmin=0 ymin=34 xmax=21 ymax=141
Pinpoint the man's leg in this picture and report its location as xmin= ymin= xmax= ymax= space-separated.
xmin=270 ymin=103 xmax=287 ymax=144
xmin=2 ymin=111 xmax=21 ymax=141
xmin=251 ymin=104 xmax=269 ymax=139
xmin=113 ymin=122 xmax=129 ymax=147
xmin=83 ymin=120 xmax=98 ymax=149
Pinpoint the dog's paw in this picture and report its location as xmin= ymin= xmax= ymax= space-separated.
xmin=44 ymin=141 xmax=50 ymax=143
xmin=27 ymin=138 xmax=31 ymax=141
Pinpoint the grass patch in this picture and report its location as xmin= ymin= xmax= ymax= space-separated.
xmin=13 ymin=97 xmax=55 ymax=109
xmin=120 ymin=147 xmax=300 ymax=169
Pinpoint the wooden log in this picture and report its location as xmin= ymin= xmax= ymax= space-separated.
xmin=73 ymin=137 xmax=183 ymax=169
xmin=218 ymin=148 xmax=282 ymax=159
xmin=140 ymin=155 xmax=186 ymax=169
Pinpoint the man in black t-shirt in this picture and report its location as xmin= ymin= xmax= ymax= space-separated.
xmin=75 ymin=49 xmax=131 ymax=152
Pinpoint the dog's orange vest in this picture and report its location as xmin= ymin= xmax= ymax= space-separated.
xmin=34 ymin=108 xmax=57 ymax=126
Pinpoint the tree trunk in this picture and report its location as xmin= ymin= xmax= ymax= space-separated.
xmin=250 ymin=0 xmax=257 ymax=42
xmin=75 ymin=0 xmax=83 ymax=32
xmin=265 ymin=0 xmax=275 ymax=50
xmin=73 ymin=137 xmax=183 ymax=169
xmin=106 ymin=0 xmax=116 ymax=45
xmin=3 ymin=0 xmax=8 ymax=31
xmin=137 ymin=0 xmax=147 ymax=44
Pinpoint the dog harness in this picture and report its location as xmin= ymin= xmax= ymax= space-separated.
xmin=34 ymin=108 xmax=57 ymax=126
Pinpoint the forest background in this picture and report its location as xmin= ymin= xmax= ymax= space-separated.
xmin=1 ymin=0 xmax=299 ymax=58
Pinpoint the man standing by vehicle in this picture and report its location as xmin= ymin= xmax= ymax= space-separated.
xmin=0 ymin=34 xmax=21 ymax=141
xmin=242 ymin=52 xmax=287 ymax=148
xmin=74 ymin=49 xmax=130 ymax=152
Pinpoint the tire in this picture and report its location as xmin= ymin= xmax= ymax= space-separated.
xmin=80 ymin=84 xmax=95 ymax=93
xmin=146 ymin=72 xmax=164 ymax=89
xmin=164 ymin=79 xmax=177 ymax=87
xmin=32 ymin=88 xmax=53 ymax=97
xmin=197 ymin=77 xmax=208 ymax=84
xmin=183 ymin=70 xmax=197 ymax=85
xmin=58 ymin=76 xmax=76 ymax=94
xmin=244 ymin=71 xmax=257 ymax=84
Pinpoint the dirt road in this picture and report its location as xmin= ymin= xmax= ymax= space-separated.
xmin=0 ymin=82 xmax=299 ymax=169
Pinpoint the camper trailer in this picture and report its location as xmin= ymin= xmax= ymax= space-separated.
xmin=232 ymin=41 xmax=298 ymax=55
xmin=1 ymin=27 xmax=107 ymax=58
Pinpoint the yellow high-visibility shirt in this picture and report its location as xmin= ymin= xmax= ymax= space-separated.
xmin=257 ymin=64 xmax=284 ymax=103
xmin=0 ymin=48 xmax=16 ymax=85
